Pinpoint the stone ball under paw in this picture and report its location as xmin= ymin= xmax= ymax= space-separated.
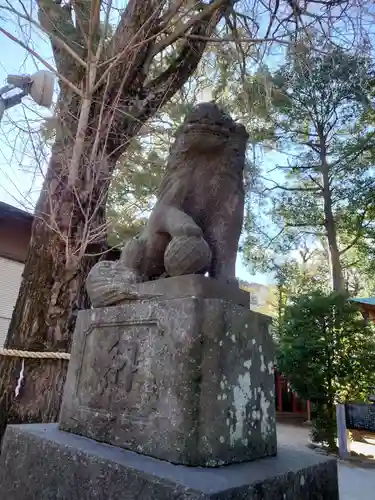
xmin=164 ymin=235 xmax=212 ymax=277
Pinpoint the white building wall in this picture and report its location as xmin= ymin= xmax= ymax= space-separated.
xmin=0 ymin=256 xmax=24 ymax=346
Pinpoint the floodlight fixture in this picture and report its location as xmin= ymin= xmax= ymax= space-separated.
xmin=0 ymin=70 xmax=55 ymax=121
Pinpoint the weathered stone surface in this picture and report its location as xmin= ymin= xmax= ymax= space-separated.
xmin=59 ymin=294 xmax=276 ymax=466
xmin=164 ymin=235 xmax=212 ymax=277
xmin=0 ymin=424 xmax=339 ymax=500
xmin=135 ymin=275 xmax=250 ymax=307
xmin=86 ymin=271 xmax=249 ymax=309
xmin=122 ymin=102 xmax=249 ymax=284
xmin=86 ymin=260 xmax=153 ymax=307
xmin=87 ymin=103 xmax=249 ymax=308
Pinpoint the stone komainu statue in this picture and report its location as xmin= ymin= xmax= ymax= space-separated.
xmin=87 ymin=102 xmax=249 ymax=307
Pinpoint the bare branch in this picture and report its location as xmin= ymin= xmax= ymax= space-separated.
xmin=36 ymin=0 xmax=85 ymax=79
xmin=0 ymin=4 xmax=88 ymax=69
xmin=263 ymin=178 xmax=322 ymax=192
xmin=0 ymin=26 xmax=83 ymax=96
xmin=150 ymin=0 xmax=229 ymax=57
xmin=141 ymin=2 xmax=229 ymax=123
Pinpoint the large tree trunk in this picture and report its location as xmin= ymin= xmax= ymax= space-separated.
xmin=319 ymin=132 xmax=344 ymax=293
xmin=325 ymin=215 xmax=344 ymax=292
xmin=0 ymin=100 xmax=141 ymax=435
xmin=0 ymin=94 xmax=113 ymax=435
xmin=0 ymin=215 xmax=95 ymax=436
xmin=0 ymin=0 xmax=229 ymax=439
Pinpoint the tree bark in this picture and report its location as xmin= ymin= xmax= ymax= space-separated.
xmin=0 ymin=0 xmax=230 ymax=439
xmin=0 ymin=89 xmax=112 ymax=435
xmin=0 ymin=88 xmax=153 ymax=434
xmin=318 ymin=131 xmax=344 ymax=293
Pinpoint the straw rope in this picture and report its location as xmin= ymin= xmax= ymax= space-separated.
xmin=0 ymin=348 xmax=70 ymax=360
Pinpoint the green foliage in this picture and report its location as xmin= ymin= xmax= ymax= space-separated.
xmin=107 ymin=138 xmax=166 ymax=246
xmin=272 ymin=252 xmax=330 ymax=333
xmin=277 ymin=291 xmax=375 ymax=447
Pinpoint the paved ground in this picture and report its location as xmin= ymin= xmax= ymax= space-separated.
xmin=338 ymin=464 xmax=375 ymax=500
xmin=277 ymin=423 xmax=375 ymax=499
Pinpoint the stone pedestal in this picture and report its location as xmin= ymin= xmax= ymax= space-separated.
xmin=0 ymin=424 xmax=339 ymax=500
xmin=59 ymin=281 xmax=276 ymax=466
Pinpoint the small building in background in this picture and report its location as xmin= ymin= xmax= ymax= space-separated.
xmin=350 ymin=297 xmax=375 ymax=323
xmin=0 ymin=202 xmax=32 ymax=345
xmin=238 ymin=280 xmax=276 ymax=316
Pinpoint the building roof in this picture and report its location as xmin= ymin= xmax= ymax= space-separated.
xmin=0 ymin=201 xmax=122 ymax=260
xmin=0 ymin=201 xmax=33 ymax=224
xmin=350 ymin=297 xmax=375 ymax=307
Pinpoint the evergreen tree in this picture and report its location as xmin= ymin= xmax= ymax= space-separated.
xmin=243 ymin=40 xmax=374 ymax=293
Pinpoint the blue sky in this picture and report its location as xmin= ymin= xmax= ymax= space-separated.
xmin=0 ymin=9 xmax=278 ymax=285
xmin=0 ymin=18 xmax=52 ymax=210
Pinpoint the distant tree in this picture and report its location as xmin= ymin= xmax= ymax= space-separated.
xmin=277 ymin=291 xmax=375 ymax=448
xmin=272 ymin=249 xmax=330 ymax=336
xmin=243 ymin=39 xmax=375 ymax=292
xmin=107 ymin=137 xmax=165 ymax=246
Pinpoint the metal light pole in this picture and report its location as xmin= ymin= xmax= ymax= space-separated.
xmin=0 ymin=70 xmax=55 ymax=122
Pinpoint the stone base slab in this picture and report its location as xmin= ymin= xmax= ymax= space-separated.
xmin=0 ymin=424 xmax=339 ymax=500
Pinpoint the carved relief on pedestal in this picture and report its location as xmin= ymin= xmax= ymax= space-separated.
xmin=75 ymin=320 xmax=160 ymax=421
xmin=96 ymin=339 xmax=138 ymax=403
